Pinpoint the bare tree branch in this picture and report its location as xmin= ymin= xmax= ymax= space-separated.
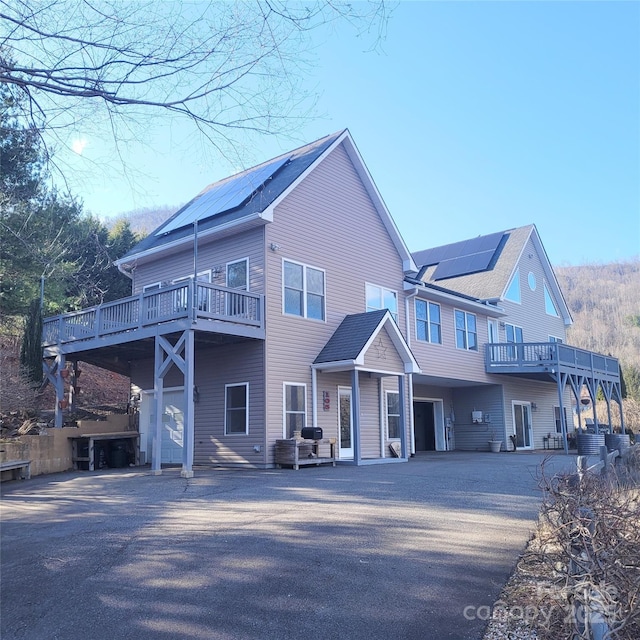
xmin=0 ymin=0 xmax=390 ymax=155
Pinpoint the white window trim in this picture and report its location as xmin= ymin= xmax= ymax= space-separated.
xmin=224 ymin=382 xmax=249 ymax=436
xmin=143 ymin=281 xmax=162 ymax=292
xmin=454 ymin=309 xmax=478 ymax=351
xmin=415 ymin=299 xmax=442 ymax=344
xmin=385 ymin=390 xmax=401 ymax=440
xmin=549 ymin=335 xmax=563 ymax=343
xmin=505 ymin=323 xmax=524 ymax=342
xmin=282 ymin=258 xmax=326 ymax=321
xmin=226 ymin=258 xmax=249 ymax=290
xmin=366 ymin=282 xmax=399 ymax=322
xmin=283 ymin=382 xmax=307 ymax=439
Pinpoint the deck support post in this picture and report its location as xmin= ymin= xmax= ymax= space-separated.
xmin=151 ymin=330 xmax=195 ymax=477
xmin=351 ymin=369 xmax=361 ymax=465
xmin=181 ymin=330 xmax=195 ymax=478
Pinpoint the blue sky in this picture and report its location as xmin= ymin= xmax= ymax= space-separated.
xmin=61 ymin=1 xmax=639 ymax=266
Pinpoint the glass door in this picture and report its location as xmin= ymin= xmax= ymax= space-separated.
xmin=338 ymin=387 xmax=353 ymax=459
xmin=512 ymin=402 xmax=532 ymax=449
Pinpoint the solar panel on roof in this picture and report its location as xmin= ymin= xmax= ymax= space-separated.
xmin=156 ymin=156 xmax=289 ymax=236
xmin=414 ymin=231 xmax=504 ymax=269
xmin=433 ymin=249 xmax=496 ymax=280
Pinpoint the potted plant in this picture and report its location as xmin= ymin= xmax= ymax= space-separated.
xmin=488 ymin=430 xmax=502 ymax=453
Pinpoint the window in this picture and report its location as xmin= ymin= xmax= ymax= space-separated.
xmin=554 ymin=406 xmax=568 ymax=434
xmin=505 ymin=323 xmax=523 ymax=359
xmin=225 ymin=383 xmax=248 ymax=435
xmin=549 ymin=336 xmax=563 ymax=344
xmin=386 ymin=391 xmax=400 ymax=439
xmin=544 ymin=283 xmax=559 ymax=316
xmin=227 ymin=258 xmax=248 ymax=290
xmin=284 ymin=384 xmax=306 ymax=438
xmin=455 ymin=310 xmax=477 ymax=351
xmin=415 ymin=300 xmax=441 ymax=343
xmin=505 ymin=268 xmax=521 ymax=303
xmin=283 ymin=260 xmax=325 ymax=320
xmin=366 ymin=284 xmax=398 ymax=322
xmin=227 ymin=259 xmax=248 ymax=316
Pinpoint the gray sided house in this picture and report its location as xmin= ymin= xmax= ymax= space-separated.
xmin=42 ymin=130 xmax=625 ymax=476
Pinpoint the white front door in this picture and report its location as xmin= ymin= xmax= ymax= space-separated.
xmin=338 ymin=387 xmax=354 ymax=459
xmin=512 ymin=402 xmax=533 ymax=449
xmin=139 ymin=388 xmax=184 ymax=464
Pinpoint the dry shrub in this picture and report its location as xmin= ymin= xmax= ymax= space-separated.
xmin=484 ymin=451 xmax=640 ymax=640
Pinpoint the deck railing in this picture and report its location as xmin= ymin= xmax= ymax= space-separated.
xmin=42 ymin=281 xmax=263 ymax=347
xmin=485 ymin=342 xmax=619 ymax=379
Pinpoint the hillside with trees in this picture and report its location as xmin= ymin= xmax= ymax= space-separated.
xmin=556 ymin=260 xmax=640 ymax=399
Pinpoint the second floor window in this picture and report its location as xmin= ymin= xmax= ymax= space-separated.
xmin=415 ymin=300 xmax=441 ymax=344
xmin=366 ymin=284 xmax=398 ymax=323
xmin=283 ymin=260 xmax=325 ymax=320
xmin=227 ymin=258 xmax=248 ymax=290
xmin=455 ymin=310 xmax=477 ymax=351
xmin=505 ymin=323 xmax=523 ymax=358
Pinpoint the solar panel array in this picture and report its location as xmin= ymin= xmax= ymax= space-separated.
xmin=156 ymin=156 xmax=290 ymax=236
xmin=414 ymin=231 xmax=504 ymax=281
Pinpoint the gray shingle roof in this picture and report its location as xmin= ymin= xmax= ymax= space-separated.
xmin=413 ymin=225 xmax=535 ymax=300
xmin=314 ymin=309 xmax=389 ymax=364
xmin=119 ymin=130 xmax=346 ymax=262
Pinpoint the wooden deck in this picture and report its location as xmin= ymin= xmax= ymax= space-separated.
xmin=42 ymin=281 xmax=265 ymax=355
xmin=485 ymin=342 xmax=620 ymax=383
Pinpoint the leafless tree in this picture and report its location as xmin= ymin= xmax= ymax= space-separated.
xmin=0 ymin=0 xmax=388 ymax=164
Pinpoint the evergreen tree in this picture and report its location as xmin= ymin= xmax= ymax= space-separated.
xmin=20 ymin=298 xmax=43 ymax=385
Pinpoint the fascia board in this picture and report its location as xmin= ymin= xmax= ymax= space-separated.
xmin=264 ymin=130 xmax=348 ymax=216
xmin=340 ymin=134 xmax=418 ymax=273
xmin=266 ymin=130 xmax=418 ymax=274
xmin=114 ymin=212 xmax=266 ymax=268
xmin=311 ymin=360 xmax=358 ymax=372
xmin=406 ymin=283 xmax=506 ymax=317
xmin=529 ymin=228 xmax=573 ymax=326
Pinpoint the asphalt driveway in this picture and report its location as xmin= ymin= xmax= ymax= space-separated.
xmin=1 ymin=452 xmax=574 ymax=640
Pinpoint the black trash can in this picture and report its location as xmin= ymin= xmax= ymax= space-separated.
xmin=109 ymin=441 xmax=128 ymax=468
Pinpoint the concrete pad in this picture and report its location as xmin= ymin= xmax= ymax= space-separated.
xmin=0 ymin=451 xmax=574 ymax=640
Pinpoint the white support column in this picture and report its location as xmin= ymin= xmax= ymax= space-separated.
xmin=398 ymin=374 xmax=407 ymax=459
xmin=351 ymin=369 xmax=361 ymax=465
xmin=407 ymin=373 xmax=415 ymax=456
xmin=181 ymin=330 xmax=195 ymax=478
xmin=311 ymin=367 xmax=318 ymax=431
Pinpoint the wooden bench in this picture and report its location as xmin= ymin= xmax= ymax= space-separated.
xmin=275 ymin=439 xmax=336 ymax=470
xmin=0 ymin=459 xmax=32 ymax=481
